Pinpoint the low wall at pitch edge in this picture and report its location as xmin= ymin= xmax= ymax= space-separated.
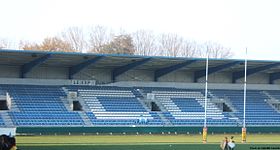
xmin=16 ymin=127 xmax=280 ymax=135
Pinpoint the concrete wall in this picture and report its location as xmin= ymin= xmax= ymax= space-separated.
xmin=197 ymin=72 xmax=232 ymax=83
xmin=273 ymin=79 xmax=280 ymax=84
xmin=109 ymin=81 xmax=280 ymax=90
xmin=0 ymin=66 xmax=20 ymax=78
xmin=116 ymin=70 xmax=154 ymax=82
xmin=1 ymin=77 xmax=280 ymax=90
xmin=26 ymin=67 xmax=68 ymax=79
xmin=158 ymin=71 xmax=194 ymax=82
xmin=0 ymin=78 xmax=71 ymax=85
xmin=74 ymin=68 xmax=111 ymax=84
xmin=235 ymin=73 xmax=269 ymax=84
xmin=0 ymin=65 xmax=279 ymax=85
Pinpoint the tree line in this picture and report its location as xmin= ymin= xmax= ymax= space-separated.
xmin=1 ymin=26 xmax=233 ymax=58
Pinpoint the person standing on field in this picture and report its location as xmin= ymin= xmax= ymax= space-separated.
xmin=228 ymin=136 xmax=235 ymax=150
xmin=220 ymin=137 xmax=229 ymax=150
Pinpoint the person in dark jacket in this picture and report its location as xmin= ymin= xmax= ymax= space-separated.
xmin=0 ymin=135 xmax=9 ymax=150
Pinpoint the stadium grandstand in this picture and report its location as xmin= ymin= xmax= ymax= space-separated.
xmin=0 ymin=49 xmax=280 ymax=135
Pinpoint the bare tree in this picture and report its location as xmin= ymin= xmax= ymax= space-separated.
xmin=19 ymin=40 xmax=34 ymax=50
xmin=179 ymin=40 xmax=198 ymax=57
xmin=60 ymin=27 xmax=87 ymax=53
xmin=20 ymin=37 xmax=74 ymax=52
xmin=0 ymin=39 xmax=8 ymax=49
xmin=199 ymin=41 xmax=233 ymax=58
xmin=158 ymin=33 xmax=184 ymax=57
xmin=15 ymin=24 xmax=234 ymax=58
xmin=89 ymin=25 xmax=113 ymax=53
xmin=132 ymin=30 xmax=158 ymax=56
xmin=0 ymin=38 xmax=13 ymax=49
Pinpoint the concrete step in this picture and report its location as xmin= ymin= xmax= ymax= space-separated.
xmin=157 ymin=112 xmax=172 ymax=126
xmin=1 ymin=111 xmax=14 ymax=127
xmin=78 ymin=112 xmax=93 ymax=126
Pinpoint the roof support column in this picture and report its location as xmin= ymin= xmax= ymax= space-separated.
xmin=111 ymin=58 xmax=151 ymax=82
xmin=69 ymin=56 xmax=104 ymax=79
xmin=20 ymin=54 xmax=51 ymax=78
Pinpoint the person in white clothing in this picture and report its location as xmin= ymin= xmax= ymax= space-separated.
xmin=228 ymin=136 xmax=235 ymax=150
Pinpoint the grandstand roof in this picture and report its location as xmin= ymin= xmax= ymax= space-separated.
xmin=1 ymin=49 xmax=280 ymax=82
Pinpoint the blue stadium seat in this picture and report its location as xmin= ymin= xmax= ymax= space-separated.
xmin=1 ymin=84 xmax=280 ymax=127
xmin=1 ymin=84 xmax=84 ymax=127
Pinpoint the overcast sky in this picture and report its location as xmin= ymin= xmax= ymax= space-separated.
xmin=0 ymin=0 xmax=280 ymax=60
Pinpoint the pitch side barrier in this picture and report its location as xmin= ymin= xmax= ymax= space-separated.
xmin=16 ymin=126 xmax=280 ymax=135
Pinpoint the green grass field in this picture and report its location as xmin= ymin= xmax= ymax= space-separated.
xmin=16 ymin=134 xmax=280 ymax=150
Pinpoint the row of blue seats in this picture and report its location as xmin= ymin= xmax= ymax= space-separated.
xmin=13 ymin=122 xmax=84 ymax=126
xmin=11 ymin=111 xmax=81 ymax=114
xmin=2 ymin=85 xmax=84 ymax=127
xmin=210 ymin=89 xmax=279 ymax=125
xmin=103 ymin=109 xmax=146 ymax=112
xmin=0 ymin=118 xmax=5 ymax=126
xmin=1 ymin=84 xmax=280 ymax=127
xmin=10 ymin=115 xmax=82 ymax=119
xmin=98 ymin=101 xmax=141 ymax=104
